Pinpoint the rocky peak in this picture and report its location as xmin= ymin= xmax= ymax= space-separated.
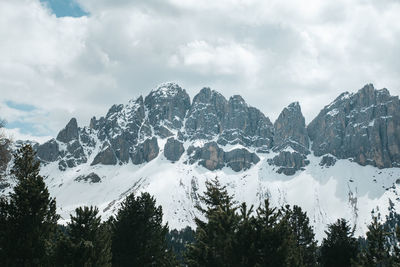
xmin=145 ymin=82 xmax=191 ymax=136
xmin=184 ymin=87 xmax=227 ymax=140
xmin=56 ymin=118 xmax=79 ymax=143
xmin=273 ymin=101 xmax=309 ymax=152
xmin=308 ymin=83 xmax=400 ymax=168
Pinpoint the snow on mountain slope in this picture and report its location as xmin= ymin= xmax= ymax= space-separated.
xmin=33 ymin=140 xmax=400 ymax=241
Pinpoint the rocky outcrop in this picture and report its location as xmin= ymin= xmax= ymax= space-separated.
xmin=131 ymin=137 xmax=159 ymax=164
xmin=308 ymin=84 xmax=400 ymax=168
xmin=145 ymin=83 xmax=191 ymax=137
xmin=164 ymin=138 xmax=184 ymax=162
xmin=75 ymin=172 xmax=101 ymax=183
xmin=273 ymin=102 xmax=309 ymax=153
xmin=268 ymin=102 xmax=310 ymax=175
xmin=218 ymin=95 xmax=274 ymax=148
xmin=188 ymin=142 xmax=225 ymax=171
xmin=36 ymin=139 xmax=60 ymax=162
xmin=268 ymin=151 xmax=309 ymax=175
xmin=319 ymin=155 xmax=337 ymax=167
xmin=56 ymin=118 xmax=79 ymax=143
xmin=91 ymin=146 xmax=117 ymax=166
xmin=184 ymin=90 xmax=274 ymax=148
xmin=224 ymin=148 xmax=260 ymax=172
xmin=187 ymin=142 xmax=259 ymax=171
xmin=184 ymin=88 xmax=227 ymax=140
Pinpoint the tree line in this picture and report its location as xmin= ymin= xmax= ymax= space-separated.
xmin=0 ymin=144 xmax=400 ymax=266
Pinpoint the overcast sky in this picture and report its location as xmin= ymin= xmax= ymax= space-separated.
xmin=1 ymin=0 xmax=400 ymax=143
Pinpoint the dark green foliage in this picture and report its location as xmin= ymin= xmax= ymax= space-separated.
xmin=282 ymin=204 xmax=318 ymax=266
xmin=54 ymin=206 xmax=112 ymax=267
xmin=320 ymin=218 xmax=358 ymax=267
xmin=186 ymin=177 xmax=240 ymax=267
xmin=354 ymin=215 xmax=395 ymax=267
xmin=186 ymin=177 xmax=312 ymax=267
xmin=111 ymin=192 xmax=176 ymax=267
xmin=166 ymin=226 xmax=195 ymax=265
xmin=0 ymin=144 xmax=59 ymax=267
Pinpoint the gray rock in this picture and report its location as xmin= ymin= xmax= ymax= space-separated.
xmin=273 ymin=102 xmax=309 ymax=154
xmin=188 ymin=142 xmax=260 ymax=172
xmin=57 ymin=118 xmax=79 ymax=143
xmin=319 ymin=155 xmax=337 ymax=167
xmin=164 ymin=138 xmax=184 ymax=162
xmin=131 ymin=137 xmax=159 ymax=164
xmin=218 ymin=95 xmax=274 ymax=147
xmin=189 ymin=142 xmax=225 ymax=171
xmin=145 ymin=83 xmax=191 ymax=134
xmin=91 ymin=146 xmax=117 ymax=166
xmin=184 ymin=87 xmax=227 ymax=140
xmin=224 ymin=148 xmax=260 ymax=172
xmin=36 ymin=139 xmax=60 ymax=162
xmin=308 ymin=84 xmax=400 ymax=168
xmin=75 ymin=172 xmax=101 ymax=183
xmin=268 ymin=151 xmax=310 ymax=175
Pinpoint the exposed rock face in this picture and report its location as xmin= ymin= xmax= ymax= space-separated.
xmin=184 ymin=90 xmax=274 ymax=148
xmin=36 ymin=139 xmax=60 ymax=162
xmin=56 ymin=118 xmax=79 ymax=143
xmin=268 ymin=151 xmax=309 ymax=175
xmin=319 ymin=155 xmax=337 ymax=167
xmin=164 ymin=138 xmax=184 ymax=162
xmin=218 ymin=95 xmax=274 ymax=147
xmin=308 ymin=84 xmax=400 ymax=168
xmin=273 ymin=102 xmax=309 ymax=153
xmin=75 ymin=172 xmax=101 ymax=183
xmin=268 ymin=102 xmax=310 ymax=175
xmin=91 ymin=146 xmax=117 ymax=166
xmin=224 ymin=148 xmax=260 ymax=172
xmin=131 ymin=137 xmax=159 ymax=164
xmin=145 ymin=83 xmax=191 ymax=137
xmin=188 ymin=142 xmax=225 ymax=171
xmin=188 ymin=142 xmax=259 ymax=171
xmin=184 ymin=88 xmax=227 ymax=140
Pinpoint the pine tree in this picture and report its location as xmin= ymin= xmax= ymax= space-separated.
xmin=357 ymin=216 xmax=391 ymax=267
xmin=0 ymin=144 xmax=59 ymax=266
xmin=320 ymin=218 xmax=358 ymax=267
xmin=166 ymin=226 xmax=195 ymax=265
xmin=186 ymin=177 xmax=239 ymax=267
xmin=111 ymin=192 xmax=176 ymax=267
xmin=55 ymin=206 xmax=112 ymax=267
xmin=282 ymin=205 xmax=318 ymax=266
xmin=253 ymin=199 xmax=300 ymax=267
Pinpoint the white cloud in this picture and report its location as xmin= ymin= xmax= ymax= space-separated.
xmin=1 ymin=0 xmax=399 ymax=139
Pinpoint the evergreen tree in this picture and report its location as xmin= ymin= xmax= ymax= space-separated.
xmin=55 ymin=206 xmax=112 ymax=267
xmin=357 ymin=216 xmax=391 ymax=267
xmin=186 ymin=177 xmax=239 ymax=267
xmin=166 ymin=226 xmax=195 ymax=265
xmin=320 ymin=218 xmax=358 ymax=267
xmin=0 ymin=144 xmax=59 ymax=267
xmin=282 ymin=205 xmax=318 ymax=266
xmin=111 ymin=192 xmax=176 ymax=267
xmin=253 ymin=199 xmax=300 ymax=267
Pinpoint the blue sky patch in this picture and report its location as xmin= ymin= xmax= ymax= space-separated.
xmin=40 ymin=0 xmax=89 ymax=18
xmin=6 ymin=100 xmax=36 ymax=112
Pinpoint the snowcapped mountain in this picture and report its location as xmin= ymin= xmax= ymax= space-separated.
xmin=3 ymin=82 xmax=400 ymax=240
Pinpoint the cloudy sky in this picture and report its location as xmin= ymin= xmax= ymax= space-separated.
xmin=1 ymin=0 xmax=400 ymax=142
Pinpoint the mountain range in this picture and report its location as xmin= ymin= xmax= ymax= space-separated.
xmin=2 ymin=82 xmax=400 ymax=240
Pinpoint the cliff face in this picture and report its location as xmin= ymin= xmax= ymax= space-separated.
xmin=33 ymin=83 xmax=400 ymax=174
xmin=308 ymin=84 xmax=400 ymax=168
